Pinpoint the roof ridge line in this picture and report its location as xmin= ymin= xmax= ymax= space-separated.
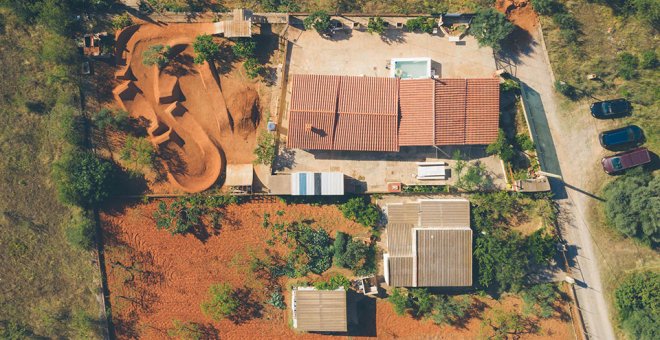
xmin=463 ymin=79 xmax=468 ymax=144
xmin=331 ymin=77 xmax=341 ymax=149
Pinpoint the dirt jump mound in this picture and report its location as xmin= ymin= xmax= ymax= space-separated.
xmin=112 ymin=23 xmax=260 ymax=193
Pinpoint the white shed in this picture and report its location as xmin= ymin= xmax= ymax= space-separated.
xmin=291 ymin=172 xmax=344 ymax=196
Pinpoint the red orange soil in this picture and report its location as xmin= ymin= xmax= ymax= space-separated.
xmin=112 ymin=23 xmax=260 ymax=193
xmin=102 ymin=200 xmax=574 ymax=340
xmin=497 ymin=0 xmax=539 ymax=34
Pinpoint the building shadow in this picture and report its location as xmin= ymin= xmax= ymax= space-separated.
xmin=347 ymin=291 xmax=376 ymax=337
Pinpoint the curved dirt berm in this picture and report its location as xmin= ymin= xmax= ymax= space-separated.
xmin=112 ymin=23 xmax=255 ymax=193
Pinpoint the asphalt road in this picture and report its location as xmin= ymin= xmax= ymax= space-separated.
xmin=509 ymin=29 xmax=616 ymax=340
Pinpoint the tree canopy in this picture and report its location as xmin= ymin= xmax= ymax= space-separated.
xmin=470 ymin=9 xmax=515 ymax=51
xmin=303 ymin=11 xmax=331 ymax=35
xmin=52 ymin=149 xmax=117 ymax=207
xmin=603 ymin=169 xmax=659 ymax=247
xmin=615 ymin=271 xmax=660 ymax=340
xmin=142 ymin=44 xmax=172 ymax=68
xmin=200 ymin=283 xmax=240 ymax=321
xmin=367 ymin=17 xmax=387 ymax=34
xmin=193 ymin=34 xmax=219 ymax=64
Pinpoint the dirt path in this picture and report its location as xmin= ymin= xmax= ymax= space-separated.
xmin=509 ymin=26 xmax=616 ymax=340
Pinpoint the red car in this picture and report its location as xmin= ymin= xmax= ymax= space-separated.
xmin=601 ymin=147 xmax=651 ymax=174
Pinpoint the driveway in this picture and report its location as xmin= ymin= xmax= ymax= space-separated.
xmin=508 ymin=28 xmax=616 ymax=340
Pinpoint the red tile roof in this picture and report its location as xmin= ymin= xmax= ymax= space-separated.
xmin=399 ymin=79 xmax=435 ymax=146
xmin=434 ymin=79 xmax=468 ymax=145
xmin=465 ymin=79 xmax=500 ymax=144
xmin=287 ymin=75 xmax=499 ymax=152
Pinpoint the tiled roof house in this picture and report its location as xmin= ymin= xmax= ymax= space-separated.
xmin=287 ymin=75 xmax=500 ymax=151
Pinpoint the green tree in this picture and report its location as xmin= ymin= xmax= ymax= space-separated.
xmin=243 ymin=57 xmax=262 ymax=79
xmin=470 ymin=9 xmax=514 ymax=51
xmin=552 ymin=12 xmax=579 ymax=31
xmin=531 ymin=0 xmax=559 ymax=15
xmin=111 ymin=13 xmax=133 ymax=30
xmin=303 ymin=11 xmax=331 ymax=34
xmin=367 ymin=17 xmax=386 ymax=34
xmin=253 ymin=131 xmax=276 ymax=165
xmin=314 ymin=274 xmax=350 ymax=290
xmin=167 ymin=319 xmax=203 ymax=340
xmin=142 ymin=44 xmax=172 ymax=68
xmin=93 ymin=108 xmax=131 ymax=131
xmin=640 ymin=49 xmax=657 ymax=69
xmin=615 ymin=271 xmax=659 ymax=340
xmin=515 ymin=133 xmax=535 ymax=152
xmin=522 ymin=284 xmax=559 ymax=318
xmin=603 ymin=169 xmax=659 ymax=247
xmin=632 ymin=0 xmax=660 ymax=30
xmin=474 ymin=228 xmax=528 ymax=293
xmin=52 ymin=149 xmax=117 ymax=207
xmin=486 ymin=129 xmax=515 ymax=162
xmin=201 ymin=283 xmax=240 ymax=321
xmin=618 ymin=52 xmax=639 ymax=80
xmin=432 ymin=295 xmax=471 ymax=326
xmin=232 ymin=38 xmax=256 ymax=59
xmin=120 ymin=136 xmax=155 ymax=172
xmin=482 ymin=309 xmax=536 ymax=339
xmin=339 ymin=196 xmax=381 ymax=228
xmin=153 ymin=196 xmax=205 ymax=235
xmin=410 ymin=288 xmax=435 ymax=317
xmin=389 ymin=288 xmax=411 ymax=316
xmin=406 ymin=17 xmax=436 ymax=33
xmin=193 ymin=34 xmax=219 ymax=64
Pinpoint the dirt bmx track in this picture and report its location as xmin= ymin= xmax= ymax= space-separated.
xmin=113 ymin=23 xmax=260 ymax=193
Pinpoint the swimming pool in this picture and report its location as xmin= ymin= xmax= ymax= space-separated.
xmin=390 ymin=57 xmax=432 ymax=79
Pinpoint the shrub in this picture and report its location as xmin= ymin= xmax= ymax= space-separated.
xmin=339 ymin=196 xmax=381 ymax=228
xmin=474 ymin=228 xmax=528 ymax=293
xmin=410 ymin=288 xmax=435 ymax=317
xmin=554 ymin=80 xmax=577 ymax=99
xmin=552 ymin=12 xmax=579 ymax=31
xmin=314 ymin=274 xmax=350 ymax=290
xmin=52 ymin=149 xmax=117 ymax=207
xmin=120 ymin=136 xmax=154 ymax=172
xmin=522 ymin=283 xmax=559 ymax=318
xmin=389 ymin=288 xmax=410 ymax=316
xmin=405 ymin=17 xmax=436 ymax=33
xmin=65 ymin=211 xmax=96 ymax=250
xmin=111 ymin=13 xmax=133 ymax=30
xmin=525 ymin=229 xmax=557 ymax=265
xmin=304 ymin=11 xmax=331 ymax=34
xmin=470 ymin=9 xmax=514 ymax=51
xmin=618 ymin=52 xmax=639 ymax=80
xmin=559 ymin=29 xmax=580 ymax=45
xmin=243 ymin=57 xmax=262 ymax=79
xmin=52 ymin=102 xmax=86 ymax=148
xmin=193 ymin=34 xmax=219 ymax=64
xmin=253 ymin=131 xmax=276 ymax=165
xmin=167 ymin=319 xmax=202 ymax=340
xmin=367 ymin=17 xmax=386 ymax=34
xmin=603 ymin=169 xmax=658 ymax=247
xmin=486 ymin=129 xmax=515 ymax=162
xmin=640 ymin=50 xmax=657 ymax=69
xmin=200 ymin=283 xmax=240 ymax=321
xmin=154 ymin=196 xmax=204 ymax=235
xmin=93 ymin=108 xmax=131 ymax=131
xmin=432 ymin=295 xmax=471 ymax=326
xmin=333 ymin=232 xmax=373 ymax=274
xmin=515 ymin=133 xmax=535 ymax=151
xmin=267 ymin=291 xmax=286 ymax=309
xmin=232 ymin=38 xmax=256 ymax=59
xmin=632 ymin=0 xmax=660 ymax=30
xmin=142 ymin=44 xmax=172 ymax=68
xmin=500 ymin=79 xmax=520 ymax=92
xmin=531 ymin=0 xmax=558 ymax=15
xmin=615 ymin=271 xmax=659 ymax=340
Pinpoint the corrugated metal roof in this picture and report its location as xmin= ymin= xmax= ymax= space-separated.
xmin=419 ymin=199 xmax=470 ymax=228
xmin=224 ymin=164 xmax=253 ymax=186
xmin=387 ymin=203 xmax=420 ymax=224
xmin=291 ymin=172 xmax=344 ymax=195
xmin=294 ymin=289 xmax=347 ymax=332
xmin=387 ymin=223 xmax=414 ymax=257
xmin=399 ymin=79 xmax=436 ymax=146
xmin=416 ymin=229 xmax=473 ymax=286
xmin=388 ymin=256 xmax=414 ymax=287
xmin=385 ymin=199 xmax=472 ymax=287
xmin=466 ymin=78 xmax=500 ymax=144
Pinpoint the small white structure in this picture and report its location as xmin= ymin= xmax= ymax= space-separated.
xmin=291 ymin=172 xmax=344 ymax=196
xmin=416 ymin=162 xmax=447 ymax=180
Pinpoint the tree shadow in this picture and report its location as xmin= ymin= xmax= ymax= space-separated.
xmin=229 ymin=287 xmax=263 ymax=324
xmin=380 ymin=29 xmax=406 ymax=45
xmin=212 ymin=41 xmax=235 ymax=75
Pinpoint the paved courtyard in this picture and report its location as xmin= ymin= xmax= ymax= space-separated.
xmin=270 ymin=25 xmax=503 ymax=193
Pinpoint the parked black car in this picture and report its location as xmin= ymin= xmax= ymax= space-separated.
xmin=599 ymin=125 xmax=644 ymax=150
xmin=590 ymin=98 xmax=632 ymax=118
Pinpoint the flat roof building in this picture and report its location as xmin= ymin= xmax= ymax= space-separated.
xmin=291 ymin=287 xmax=348 ymax=333
xmin=384 ymin=199 xmax=473 ymax=287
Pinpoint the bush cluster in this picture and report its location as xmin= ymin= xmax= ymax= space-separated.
xmin=333 ymin=232 xmax=375 ymax=275
xmin=52 ymin=150 xmax=118 ymax=208
xmin=303 ymin=11 xmax=331 ymax=35
xmin=470 ymin=9 xmax=515 ymax=51
xmin=314 ymin=273 xmax=351 ymax=290
xmin=615 ymin=271 xmax=659 ymax=340
xmin=154 ymin=195 xmax=237 ymax=235
xmin=367 ymin=17 xmax=386 ymax=35
xmin=193 ymin=34 xmax=219 ymax=64
xmin=339 ymin=196 xmax=381 ymax=228
xmin=253 ymin=131 xmax=276 ymax=165
xmin=200 ymin=283 xmax=240 ymax=321
xmin=388 ymin=288 xmax=471 ymax=326
xmin=405 ymin=17 xmax=437 ymax=33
